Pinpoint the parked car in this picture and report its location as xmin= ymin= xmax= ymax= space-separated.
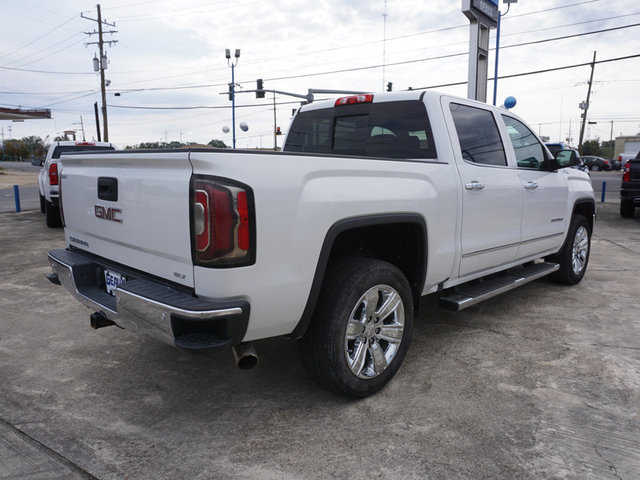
xmin=610 ymin=158 xmax=622 ymax=171
xmin=582 ymin=155 xmax=611 ymax=171
xmin=619 ymin=152 xmax=638 ymax=165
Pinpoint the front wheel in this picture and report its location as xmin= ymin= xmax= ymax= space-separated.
xmin=548 ymin=214 xmax=591 ymax=285
xmin=299 ymin=257 xmax=414 ymax=398
xmin=591 ymin=165 xmax=600 ymax=172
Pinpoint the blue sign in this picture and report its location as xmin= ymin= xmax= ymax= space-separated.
xmin=487 ymin=0 xmax=498 ymax=5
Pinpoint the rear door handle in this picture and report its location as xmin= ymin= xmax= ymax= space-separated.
xmin=465 ymin=181 xmax=485 ymax=191
xmin=524 ymin=181 xmax=539 ymax=190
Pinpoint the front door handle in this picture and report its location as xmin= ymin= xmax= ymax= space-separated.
xmin=465 ymin=181 xmax=485 ymax=191
xmin=524 ymin=181 xmax=539 ymax=190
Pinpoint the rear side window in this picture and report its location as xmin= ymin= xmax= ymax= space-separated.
xmin=449 ymin=103 xmax=506 ymax=166
xmin=52 ymin=145 xmax=115 ymax=159
xmin=284 ymin=100 xmax=437 ymax=160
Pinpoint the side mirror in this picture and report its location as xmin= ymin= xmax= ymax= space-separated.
xmin=555 ymin=149 xmax=578 ymax=168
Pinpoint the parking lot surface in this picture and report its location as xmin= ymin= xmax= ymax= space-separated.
xmin=1 ymin=202 xmax=639 ymax=479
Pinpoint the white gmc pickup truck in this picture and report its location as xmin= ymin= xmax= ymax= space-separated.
xmin=47 ymin=91 xmax=595 ymax=397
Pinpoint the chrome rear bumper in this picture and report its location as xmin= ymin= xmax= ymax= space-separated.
xmin=48 ymin=248 xmax=249 ymax=349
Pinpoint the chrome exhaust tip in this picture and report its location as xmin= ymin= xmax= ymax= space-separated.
xmin=232 ymin=342 xmax=258 ymax=370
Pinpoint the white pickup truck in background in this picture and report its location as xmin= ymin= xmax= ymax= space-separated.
xmin=618 ymin=151 xmax=639 ymax=165
xmin=37 ymin=140 xmax=115 ymax=227
xmin=47 ymin=90 xmax=595 ymax=397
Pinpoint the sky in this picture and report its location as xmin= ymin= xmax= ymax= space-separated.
xmin=1 ymin=0 xmax=640 ymax=150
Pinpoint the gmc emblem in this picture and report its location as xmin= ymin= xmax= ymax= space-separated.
xmin=94 ymin=205 xmax=122 ymax=223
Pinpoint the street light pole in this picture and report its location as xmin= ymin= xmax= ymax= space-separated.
xmin=492 ymin=0 xmax=517 ymax=106
xmin=226 ymin=48 xmax=240 ymax=149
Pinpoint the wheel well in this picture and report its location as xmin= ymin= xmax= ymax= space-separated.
xmin=291 ymin=216 xmax=427 ymax=339
xmin=573 ymin=200 xmax=595 ymax=232
xmin=327 ymin=223 xmax=425 ymax=300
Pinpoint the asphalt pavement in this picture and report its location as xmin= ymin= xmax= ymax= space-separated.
xmin=0 ymin=161 xmax=41 ymax=213
xmin=0 ymin=200 xmax=639 ymax=479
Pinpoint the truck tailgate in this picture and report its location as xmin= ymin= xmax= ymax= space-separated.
xmin=60 ymin=151 xmax=195 ymax=287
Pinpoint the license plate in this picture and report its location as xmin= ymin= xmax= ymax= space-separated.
xmin=104 ymin=269 xmax=126 ymax=296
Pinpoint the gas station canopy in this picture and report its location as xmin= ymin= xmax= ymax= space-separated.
xmin=0 ymin=107 xmax=51 ymax=121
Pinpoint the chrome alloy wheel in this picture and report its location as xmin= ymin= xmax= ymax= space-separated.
xmin=571 ymin=225 xmax=589 ymax=276
xmin=344 ymin=284 xmax=405 ymax=379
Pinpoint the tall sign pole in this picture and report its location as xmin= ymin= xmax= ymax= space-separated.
xmin=462 ymin=0 xmax=498 ymax=102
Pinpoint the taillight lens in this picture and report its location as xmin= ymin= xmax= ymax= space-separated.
xmin=623 ymin=161 xmax=631 ymax=183
xmin=49 ymin=163 xmax=59 ymax=186
xmin=335 ymin=94 xmax=374 ymax=106
xmin=191 ymin=176 xmax=255 ymax=267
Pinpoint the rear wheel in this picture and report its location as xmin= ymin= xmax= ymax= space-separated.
xmin=591 ymin=165 xmax=600 ymax=172
xmin=45 ymin=200 xmax=61 ymax=228
xmin=548 ymin=214 xmax=590 ymax=285
xmin=299 ymin=257 xmax=413 ymax=398
xmin=620 ymin=201 xmax=635 ymax=218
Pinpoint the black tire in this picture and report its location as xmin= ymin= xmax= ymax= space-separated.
xmin=548 ymin=214 xmax=590 ymax=285
xmin=620 ymin=201 xmax=635 ymax=218
xmin=45 ymin=200 xmax=62 ymax=228
xmin=298 ymin=257 xmax=414 ymax=398
xmin=591 ymin=165 xmax=600 ymax=172
xmin=39 ymin=194 xmax=45 ymax=213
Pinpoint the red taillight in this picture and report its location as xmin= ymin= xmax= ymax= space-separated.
xmin=623 ymin=161 xmax=631 ymax=183
xmin=49 ymin=163 xmax=59 ymax=186
xmin=191 ymin=176 xmax=255 ymax=267
xmin=335 ymin=94 xmax=374 ymax=106
xmin=237 ymin=191 xmax=250 ymax=251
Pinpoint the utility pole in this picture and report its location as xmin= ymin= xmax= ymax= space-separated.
xmin=93 ymin=102 xmax=101 ymax=141
xmin=578 ymin=51 xmax=597 ymax=151
xmin=609 ymin=120 xmax=614 ymax=144
xmin=82 ymin=4 xmax=117 ymax=142
xmin=273 ymin=92 xmax=278 ymax=151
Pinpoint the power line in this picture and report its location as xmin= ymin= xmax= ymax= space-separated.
xmin=110 ymin=100 xmax=302 ymax=110
xmin=508 ymin=0 xmax=602 ymax=19
xmin=0 ymin=65 xmax=93 ymax=75
xmin=104 ymin=54 xmax=640 ymax=110
xmin=0 ymin=13 xmax=78 ymax=62
xmin=414 ymin=53 xmax=640 ymax=91
xmin=261 ymin=22 xmax=640 ymax=84
xmin=22 ymin=17 xmax=633 ymax=101
xmin=13 ymin=31 xmax=87 ymax=68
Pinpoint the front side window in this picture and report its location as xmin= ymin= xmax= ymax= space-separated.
xmin=449 ymin=103 xmax=506 ymax=166
xmin=502 ymin=115 xmax=545 ymax=169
